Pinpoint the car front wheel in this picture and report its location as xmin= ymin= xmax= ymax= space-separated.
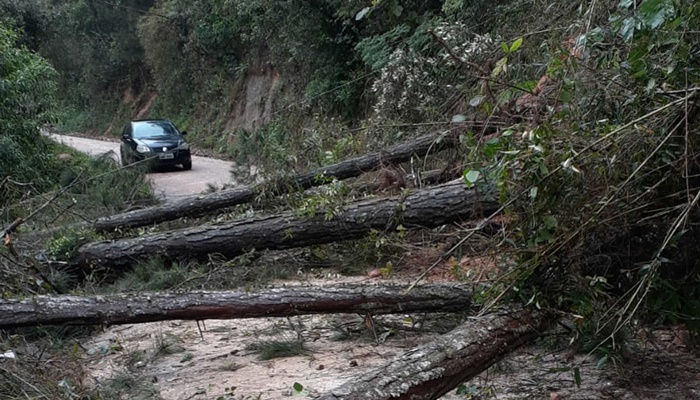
xmin=182 ymin=161 xmax=192 ymax=171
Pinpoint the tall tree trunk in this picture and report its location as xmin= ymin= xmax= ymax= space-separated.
xmin=0 ymin=283 xmax=471 ymax=329
xmin=77 ymin=180 xmax=497 ymax=272
xmin=319 ymin=308 xmax=553 ymax=400
xmin=93 ymin=131 xmax=456 ymax=233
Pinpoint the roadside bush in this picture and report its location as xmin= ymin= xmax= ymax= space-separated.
xmin=0 ymin=24 xmax=59 ymax=205
xmin=447 ymin=0 xmax=700 ymax=354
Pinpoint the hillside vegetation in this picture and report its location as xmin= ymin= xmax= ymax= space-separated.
xmin=1 ymin=0 xmax=700 ymax=398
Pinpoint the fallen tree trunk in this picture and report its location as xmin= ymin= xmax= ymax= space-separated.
xmin=77 ymin=180 xmax=497 ymax=271
xmin=319 ymin=307 xmax=553 ymax=400
xmin=94 ymin=131 xmax=456 ymax=233
xmin=0 ymin=283 xmax=471 ymax=329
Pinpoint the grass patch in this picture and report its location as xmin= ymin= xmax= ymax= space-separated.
xmin=106 ymin=250 xmax=300 ymax=294
xmin=153 ymin=332 xmax=185 ymax=358
xmin=244 ymin=339 xmax=307 ymax=361
xmin=110 ymin=258 xmax=193 ymax=292
xmin=218 ymin=361 xmax=244 ymax=371
xmin=153 ymin=332 xmax=186 ymax=358
xmin=97 ymin=369 xmax=162 ymax=400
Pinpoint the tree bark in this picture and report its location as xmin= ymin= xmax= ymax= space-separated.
xmin=0 ymin=283 xmax=471 ymax=329
xmin=318 ymin=308 xmax=553 ymax=400
xmin=77 ymin=180 xmax=497 ymax=271
xmin=93 ymin=132 xmax=456 ymax=233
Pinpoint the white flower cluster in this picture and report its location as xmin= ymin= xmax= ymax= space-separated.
xmin=371 ymin=48 xmax=436 ymax=120
xmin=433 ymin=22 xmax=500 ymax=65
xmin=370 ymin=22 xmax=501 ymax=121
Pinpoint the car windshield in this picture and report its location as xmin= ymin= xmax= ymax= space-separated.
xmin=132 ymin=121 xmax=181 ymax=139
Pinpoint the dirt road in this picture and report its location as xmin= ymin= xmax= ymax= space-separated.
xmin=52 ymin=134 xmax=236 ymax=201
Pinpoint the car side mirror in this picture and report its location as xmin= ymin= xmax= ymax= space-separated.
xmin=181 ymin=131 xmax=188 ymax=136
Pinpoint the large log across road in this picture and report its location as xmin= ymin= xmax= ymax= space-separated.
xmin=93 ymin=131 xmax=455 ymax=233
xmin=0 ymin=283 xmax=471 ymax=329
xmin=319 ymin=307 xmax=553 ymax=400
xmin=77 ymin=180 xmax=497 ymax=271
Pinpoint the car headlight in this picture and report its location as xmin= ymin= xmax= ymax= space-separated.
xmin=178 ymin=142 xmax=190 ymax=150
xmin=136 ymin=144 xmax=151 ymax=153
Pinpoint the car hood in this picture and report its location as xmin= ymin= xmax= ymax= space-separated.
xmin=136 ymin=136 xmax=184 ymax=147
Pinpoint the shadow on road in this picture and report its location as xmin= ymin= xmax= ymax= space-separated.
xmin=148 ymin=165 xmax=191 ymax=174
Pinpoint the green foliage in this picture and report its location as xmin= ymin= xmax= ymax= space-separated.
xmin=292 ymin=382 xmax=304 ymax=394
xmin=367 ymin=20 xmax=499 ymax=121
xmin=0 ymin=0 xmax=505 ymax=153
xmin=111 ymin=258 xmax=193 ymax=292
xmin=232 ymin=115 xmax=367 ymax=173
xmin=609 ymin=0 xmax=698 ymax=89
xmin=137 ymin=1 xmax=192 ymax=113
xmin=47 ymin=228 xmax=99 ymax=261
xmin=135 ymin=0 xmax=364 ymax=121
xmin=4 ymin=148 xmax=156 ymax=236
xmin=53 ymin=106 xmax=92 ymax=132
xmin=4 ymin=0 xmax=455 ymax=143
xmin=0 ymin=0 xmax=154 ymax=138
xmin=0 ymin=23 xmax=59 ymax=203
xmin=232 ymin=119 xmax=292 ymax=168
xmin=450 ymin=0 xmax=700 ymax=347
xmin=440 ymin=0 xmax=495 ymax=22
xmin=356 ymin=24 xmax=412 ymax=71
xmin=38 ymin=0 xmax=150 ymax=102
xmin=65 ymin=154 xmax=155 ymax=214
xmin=293 ymin=178 xmax=350 ymax=220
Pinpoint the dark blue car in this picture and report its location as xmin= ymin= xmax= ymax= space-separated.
xmin=120 ymin=119 xmax=192 ymax=170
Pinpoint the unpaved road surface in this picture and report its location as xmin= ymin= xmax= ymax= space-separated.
xmin=52 ymin=134 xmax=235 ymax=201
xmin=80 ymin=276 xmax=700 ymax=400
